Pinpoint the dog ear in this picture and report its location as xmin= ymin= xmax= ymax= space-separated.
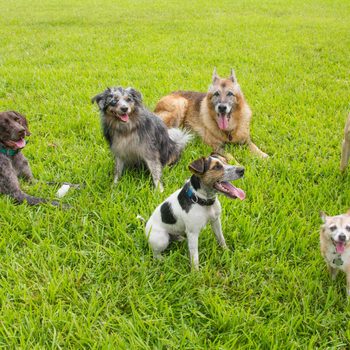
xmin=212 ymin=67 xmax=219 ymax=84
xmin=91 ymin=91 xmax=107 ymax=110
xmin=210 ymin=152 xmax=227 ymax=162
xmin=126 ymin=88 xmax=143 ymax=106
xmin=189 ymin=158 xmax=206 ymax=175
xmin=320 ymin=211 xmax=328 ymax=222
xmin=11 ymin=111 xmax=31 ymax=136
xmin=229 ymin=68 xmax=237 ymax=83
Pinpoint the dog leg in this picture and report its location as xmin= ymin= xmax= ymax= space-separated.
xmin=148 ymin=229 xmax=170 ymax=259
xmin=187 ymin=231 xmax=200 ymax=270
xmin=328 ymin=264 xmax=338 ymax=280
xmin=210 ymin=217 xmax=228 ymax=249
xmin=340 ymin=135 xmax=350 ymax=171
xmin=145 ymin=159 xmax=164 ymax=192
xmin=113 ymin=157 xmax=124 ymax=185
xmin=248 ymin=141 xmax=268 ymax=158
xmin=346 ymin=269 xmax=350 ymax=297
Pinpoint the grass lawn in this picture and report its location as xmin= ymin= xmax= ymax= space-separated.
xmin=1 ymin=0 xmax=350 ymax=348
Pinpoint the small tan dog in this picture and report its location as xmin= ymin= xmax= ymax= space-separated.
xmin=340 ymin=113 xmax=350 ymax=171
xmin=320 ymin=210 xmax=350 ymax=295
xmin=154 ymin=68 xmax=268 ymax=159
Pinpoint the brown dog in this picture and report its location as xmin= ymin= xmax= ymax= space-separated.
xmin=0 ymin=111 xmax=58 ymax=205
xmin=340 ymin=113 xmax=350 ymax=171
xmin=320 ymin=211 xmax=350 ymax=296
xmin=154 ymin=68 xmax=268 ymax=159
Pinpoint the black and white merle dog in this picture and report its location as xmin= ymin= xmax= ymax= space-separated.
xmin=92 ymin=87 xmax=191 ymax=191
xmin=145 ymin=154 xmax=245 ymax=269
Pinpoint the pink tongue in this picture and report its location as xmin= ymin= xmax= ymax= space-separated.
xmin=231 ymin=187 xmax=246 ymax=200
xmin=14 ymin=139 xmax=26 ymax=149
xmin=218 ymin=115 xmax=228 ymax=130
xmin=336 ymin=242 xmax=345 ymax=254
xmin=119 ymin=114 xmax=129 ymax=122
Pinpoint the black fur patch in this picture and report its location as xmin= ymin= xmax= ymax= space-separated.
xmin=160 ymin=201 xmax=177 ymax=224
xmin=190 ymin=175 xmax=201 ymax=190
xmin=178 ymin=182 xmax=193 ymax=213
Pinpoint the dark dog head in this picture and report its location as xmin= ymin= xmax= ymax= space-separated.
xmin=189 ymin=153 xmax=245 ymax=200
xmin=0 ymin=111 xmax=30 ymax=150
xmin=91 ymin=87 xmax=143 ymax=123
xmin=320 ymin=211 xmax=350 ymax=254
xmin=207 ymin=68 xmax=241 ymax=131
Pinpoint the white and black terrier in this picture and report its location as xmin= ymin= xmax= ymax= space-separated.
xmin=146 ymin=153 xmax=245 ymax=269
xmin=92 ymin=87 xmax=191 ymax=191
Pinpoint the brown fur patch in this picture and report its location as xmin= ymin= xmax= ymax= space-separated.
xmin=154 ymin=71 xmax=268 ymax=158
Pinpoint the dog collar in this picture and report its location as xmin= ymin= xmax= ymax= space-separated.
xmin=186 ymin=184 xmax=215 ymax=206
xmin=0 ymin=145 xmax=20 ymax=156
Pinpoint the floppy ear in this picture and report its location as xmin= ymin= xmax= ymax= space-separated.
xmin=212 ymin=67 xmax=219 ymax=84
xmin=11 ymin=111 xmax=31 ymax=136
xmin=91 ymin=90 xmax=107 ymax=110
xmin=229 ymin=68 xmax=237 ymax=83
xmin=126 ymin=87 xmax=143 ymax=106
xmin=320 ymin=211 xmax=328 ymax=223
xmin=189 ymin=157 xmax=206 ymax=175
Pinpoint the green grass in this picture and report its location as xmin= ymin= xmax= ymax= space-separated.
xmin=0 ymin=0 xmax=350 ymax=348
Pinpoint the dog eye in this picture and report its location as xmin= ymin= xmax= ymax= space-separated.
xmin=125 ymin=97 xmax=132 ymax=102
xmin=346 ymin=226 xmax=350 ymax=232
xmin=109 ymin=100 xmax=117 ymax=106
xmin=329 ymin=226 xmax=337 ymax=232
xmin=213 ymin=164 xmax=223 ymax=170
xmin=213 ymin=91 xmax=220 ymax=97
xmin=227 ymin=91 xmax=234 ymax=97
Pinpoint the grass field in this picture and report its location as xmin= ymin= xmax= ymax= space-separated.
xmin=0 ymin=0 xmax=350 ymax=348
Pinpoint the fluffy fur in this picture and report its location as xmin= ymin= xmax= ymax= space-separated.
xmin=92 ymin=86 xmax=191 ymax=191
xmin=0 ymin=111 xmax=58 ymax=205
xmin=146 ymin=154 xmax=245 ymax=270
xmin=320 ymin=210 xmax=350 ymax=296
xmin=155 ymin=68 xmax=268 ymax=159
xmin=340 ymin=113 xmax=350 ymax=171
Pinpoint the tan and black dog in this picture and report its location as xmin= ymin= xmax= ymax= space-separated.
xmin=155 ymin=68 xmax=268 ymax=159
xmin=146 ymin=153 xmax=245 ymax=270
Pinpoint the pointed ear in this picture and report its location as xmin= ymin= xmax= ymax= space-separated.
xmin=230 ymin=68 xmax=237 ymax=83
xmin=212 ymin=67 xmax=219 ymax=84
xmin=320 ymin=211 xmax=328 ymax=223
xmin=189 ymin=158 xmax=206 ymax=175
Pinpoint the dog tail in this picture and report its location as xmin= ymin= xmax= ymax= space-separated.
xmin=167 ymin=128 xmax=192 ymax=165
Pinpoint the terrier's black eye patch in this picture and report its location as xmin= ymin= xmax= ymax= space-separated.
xmin=329 ymin=225 xmax=337 ymax=232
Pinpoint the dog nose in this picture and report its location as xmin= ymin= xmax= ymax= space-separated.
xmin=339 ymin=233 xmax=346 ymax=242
xmin=120 ymin=106 xmax=128 ymax=113
xmin=236 ymin=167 xmax=245 ymax=176
xmin=218 ymin=105 xmax=227 ymax=113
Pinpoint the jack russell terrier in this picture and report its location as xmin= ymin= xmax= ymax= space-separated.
xmin=146 ymin=153 xmax=245 ymax=270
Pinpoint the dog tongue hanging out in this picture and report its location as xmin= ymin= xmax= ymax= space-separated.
xmin=146 ymin=153 xmax=245 ymax=270
xmin=320 ymin=210 xmax=350 ymax=296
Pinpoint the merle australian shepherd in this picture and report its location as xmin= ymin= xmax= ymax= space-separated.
xmin=92 ymin=86 xmax=191 ymax=191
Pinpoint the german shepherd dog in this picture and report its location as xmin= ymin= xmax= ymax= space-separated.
xmin=92 ymin=87 xmax=191 ymax=191
xmin=155 ymin=68 xmax=268 ymax=159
